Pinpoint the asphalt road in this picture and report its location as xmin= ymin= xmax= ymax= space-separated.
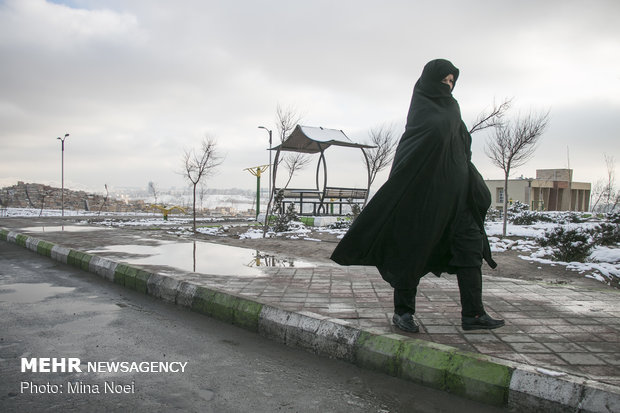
xmin=0 ymin=242 xmax=506 ymax=412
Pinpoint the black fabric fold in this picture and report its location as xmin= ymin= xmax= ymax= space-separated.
xmin=330 ymin=59 xmax=495 ymax=290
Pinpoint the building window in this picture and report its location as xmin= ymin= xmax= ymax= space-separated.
xmin=497 ymin=188 xmax=504 ymax=203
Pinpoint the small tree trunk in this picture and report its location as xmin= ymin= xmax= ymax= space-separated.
xmin=502 ymin=171 xmax=509 ymax=237
xmin=192 ymin=183 xmax=197 ymax=232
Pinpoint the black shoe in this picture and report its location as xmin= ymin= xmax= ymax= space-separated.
xmin=462 ymin=313 xmax=505 ymax=331
xmin=392 ymin=313 xmax=419 ymax=333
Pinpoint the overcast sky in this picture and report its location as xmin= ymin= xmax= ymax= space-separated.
xmin=1 ymin=0 xmax=619 ymax=194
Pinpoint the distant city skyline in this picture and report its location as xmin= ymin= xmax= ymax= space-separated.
xmin=1 ymin=0 xmax=619 ymax=193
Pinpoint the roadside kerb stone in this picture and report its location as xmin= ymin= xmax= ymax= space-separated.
xmin=176 ymin=281 xmax=198 ymax=308
xmin=51 ymin=244 xmax=72 ymax=264
xmin=190 ymin=286 xmax=262 ymax=332
xmin=258 ymin=306 xmax=360 ymax=362
xmin=146 ymin=273 xmax=180 ymax=304
xmin=2 ymin=229 xmax=619 ymax=412
xmin=88 ymin=255 xmax=117 ymax=281
xmin=37 ymin=240 xmax=54 ymax=257
xmin=509 ymin=367 xmax=620 ymax=412
xmin=25 ymin=235 xmax=39 ymax=252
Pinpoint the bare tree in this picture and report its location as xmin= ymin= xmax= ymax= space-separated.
xmin=198 ymin=182 xmax=208 ymax=212
xmin=362 ymin=123 xmax=398 ymax=203
xmin=98 ymin=184 xmax=109 ymax=215
xmin=263 ymin=104 xmax=304 ymax=236
xmin=469 ymin=98 xmax=513 ymax=135
xmin=282 ymin=153 xmax=312 ymax=188
xmin=38 ymin=187 xmax=56 ymax=217
xmin=182 ymin=137 xmax=224 ymax=232
xmin=276 ymin=104 xmax=303 ymax=142
xmin=276 ymin=104 xmax=308 ymax=188
xmin=147 ymin=181 xmax=159 ymax=204
xmin=603 ymin=155 xmax=618 ymax=212
xmin=590 ymin=179 xmax=606 ymax=213
xmin=486 ymin=109 xmax=550 ymax=236
xmin=591 ymin=154 xmax=618 ymax=213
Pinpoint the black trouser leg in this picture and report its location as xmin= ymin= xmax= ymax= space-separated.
xmin=393 ymin=277 xmax=421 ymax=315
xmin=456 ymin=266 xmax=485 ymax=317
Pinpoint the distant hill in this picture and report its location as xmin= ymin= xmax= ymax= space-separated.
xmin=0 ymin=181 xmax=147 ymax=213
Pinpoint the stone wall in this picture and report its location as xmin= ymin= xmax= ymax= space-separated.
xmin=0 ymin=182 xmax=148 ymax=213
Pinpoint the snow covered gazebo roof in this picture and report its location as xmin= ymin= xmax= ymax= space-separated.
xmin=271 ymin=125 xmax=374 ymax=153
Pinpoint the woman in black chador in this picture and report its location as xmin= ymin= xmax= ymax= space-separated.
xmin=330 ymin=59 xmax=504 ymax=333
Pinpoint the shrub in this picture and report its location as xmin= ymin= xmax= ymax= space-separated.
xmin=329 ymin=218 xmax=351 ymax=230
xmin=486 ymin=207 xmax=501 ymax=222
xmin=607 ymin=211 xmax=620 ymax=224
xmin=271 ymin=189 xmax=298 ymax=232
xmin=557 ymin=211 xmax=588 ymax=224
xmin=348 ymin=199 xmax=361 ymax=220
xmin=508 ymin=200 xmax=529 ymax=215
xmin=591 ymin=223 xmax=620 ymax=246
xmin=538 ymin=226 xmax=595 ymax=262
xmin=511 ymin=211 xmax=539 ymax=225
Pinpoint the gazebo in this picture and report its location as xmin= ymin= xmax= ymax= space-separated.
xmin=267 ymin=125 xmax=375 ymax=216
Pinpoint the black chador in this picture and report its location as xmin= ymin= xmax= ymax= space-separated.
xmin=331 ymin=59 xmax=503 ymax=332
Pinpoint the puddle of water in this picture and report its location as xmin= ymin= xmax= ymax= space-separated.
xmin=20 ymin=225 xmax=108 ymax=233
xmin=0 ymin=283 xmax=76 ymax=303
xmin=88 ymin=241 xmax=315 ymax=277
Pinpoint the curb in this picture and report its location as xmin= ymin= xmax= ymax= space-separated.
xmin=2 ymin=228 xmax=619 ymax=412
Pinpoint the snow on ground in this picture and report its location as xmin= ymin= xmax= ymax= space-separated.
xmin=0 ymin=207 xmax=155 ymax=218
xmin=486 ymin=220 xmax=619 ymax=287
xmin=485 ymin=221 xmax=600 ymax=238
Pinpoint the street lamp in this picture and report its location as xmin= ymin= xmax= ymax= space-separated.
xmin=57 ymin=133 xmax=69 ymax=217
xmin=258 ymin=126 xmax=273 ymax=210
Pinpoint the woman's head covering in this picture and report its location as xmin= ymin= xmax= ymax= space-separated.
xmin=414 ymin=59 xmax=460 ymax=99
xmin=405 ymin=58 xmax=461 ymax=127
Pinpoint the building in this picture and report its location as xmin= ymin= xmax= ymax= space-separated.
xmin=485 ymin=169 xmax=591 ymax=212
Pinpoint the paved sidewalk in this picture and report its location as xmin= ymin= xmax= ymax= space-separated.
xmin=1 ymin=218 xmax=619 ymax=411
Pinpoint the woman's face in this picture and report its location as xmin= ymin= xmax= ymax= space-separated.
xmin=441 ymin=74 xmax=455 ymax=91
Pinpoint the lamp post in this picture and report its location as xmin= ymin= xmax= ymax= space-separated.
xmin=244 ymin=165 xmax=269 ymax=219
xmin=57 ymin=133 xmax=69 ymax=217
xmin=258 ymin=126 xmax=273 ymax=209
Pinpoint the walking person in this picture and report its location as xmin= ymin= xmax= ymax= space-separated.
xmin=330 ymin=59 xmax=504 ymax=333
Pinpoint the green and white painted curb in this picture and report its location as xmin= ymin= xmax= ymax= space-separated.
xmin=2 ymin=228 xmax=619 ymax=412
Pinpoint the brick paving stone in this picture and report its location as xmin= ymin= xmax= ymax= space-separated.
xmin=543 ymin=342 xmax=587 ymax=352
xmin=492 ymin=352 xmax=529 ymax=363
xmin=472 ymin=342 xmax=515 ymax=354
xmin=581 ymin=342 xmax=620 ymax=353
xmin=496 ymin=334 xmax=536 ymax=343
xmin=557 ymin=353 xmax=607 ymax=365
xmin=578 ymin=325 xmax=619 ymax=334
xmin=490 ymin=325 xmax=523 ymax=334
xmin=596 ymin=333 xmax=620 ymax=342
xmin=451 ymin=343 xmax=477 ymax=352
xmin=519 ymin=325 xmax=556 ymax=334
xmin=510 ymin=342 xmax=551 ymax=353
xmin=602 ymin=353 xmax=620 ymax=366
xmin=464 ymin=333 xmax=502 ymax=343
xmin=423 ymin=325 xmax=460 ymax=334
xmin=429 ymin=334 xmax=469 ymax=345
xmin=529 ymin=333 xmax=566 ymax=342
xmin=521 ymin=353 xmax=568 ymax=366
xmin=549 ymin=325 xmax=586 ymax=333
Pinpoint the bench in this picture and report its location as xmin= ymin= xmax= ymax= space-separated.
xmin=319 ymin=187 xmax=368 ymax=215
xmin=274 ymin=187 xmax=369 ymax=216
xmin=274 ymin=188 xmax=323 ymax=215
